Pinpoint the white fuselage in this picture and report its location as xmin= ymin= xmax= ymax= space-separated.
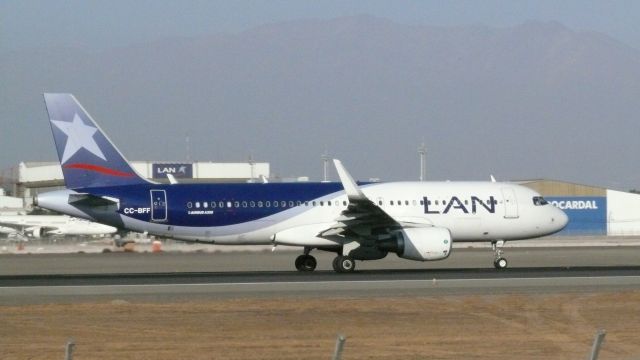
xmin=36 ymin=181 xmax=567 ymax=246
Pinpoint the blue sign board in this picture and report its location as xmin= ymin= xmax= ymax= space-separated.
xmin=546 ymin=196 xmax=607 ymax=235
xmin=152 ymin=163 xmax=193 ymax=179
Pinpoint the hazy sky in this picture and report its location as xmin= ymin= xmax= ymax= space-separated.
xmin=2 ymin=1 xmax=640 ymax=189
xmin=3 ymin=0 xmax=640 ymax=51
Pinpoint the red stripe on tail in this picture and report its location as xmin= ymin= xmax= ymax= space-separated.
xmin=64 ymin=163 xmax=135 ymax=177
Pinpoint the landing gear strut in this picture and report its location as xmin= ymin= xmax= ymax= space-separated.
xmin=492 ymin=240 xmax=508 ymax=269
xmin=295 ymin=247 xmax=317 ymax=272
xmin=332 ymin=255 xmax=356 ymax=273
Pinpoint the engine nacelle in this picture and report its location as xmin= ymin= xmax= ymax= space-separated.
xmin=381 ymin=227 xmax=452 ymax=261
xmin=27 ymin=226 xmax=43 ymax=238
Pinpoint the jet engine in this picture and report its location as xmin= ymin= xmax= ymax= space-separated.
xmin=27 ymin=226 xmax=44 ymax=238
xmin=379 ymin=227 xmax=452 ymax=261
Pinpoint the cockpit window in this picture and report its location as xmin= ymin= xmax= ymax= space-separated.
xmin=532 ymin=196 xmax=548 ymax=206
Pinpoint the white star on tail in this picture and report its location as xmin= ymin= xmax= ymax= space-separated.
xmin=51 ymin=113 xmax=106 ymax=164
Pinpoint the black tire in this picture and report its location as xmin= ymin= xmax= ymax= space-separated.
xmin=332 ymin=256 xmax=341 ymax=272
xmin=494 ymin=257 xmax=508 ymax=269
xmin=334 ymin=255 xmax=355 ymax=273
xmin=302 ymin=255 xmax=317 ymax=271
xmin=295 ymin=255 xmax=305 ymax=271
xmin=295 ymin=255 xmax=316 ymax=272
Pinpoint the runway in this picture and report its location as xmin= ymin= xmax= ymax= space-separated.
xmin=1 ymin=246 xmax=640 ymax=304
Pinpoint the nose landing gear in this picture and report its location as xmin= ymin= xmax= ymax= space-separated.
xmin=492 ymin=240 xmax=508 ymax=269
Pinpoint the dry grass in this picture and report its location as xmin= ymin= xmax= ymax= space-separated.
xmin=2 ymin=292 xmax=640 ymax=359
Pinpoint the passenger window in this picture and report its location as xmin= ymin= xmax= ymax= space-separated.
xmin=195 ymin=202 xmax=201 ymax=208
xmin=187 ymin=202 xmax=192 ymax=209
xmin=242 ymin=201 xmax=247 ymax=208
xmin=211 ymin=202 xmax=216 ymax=208
xmin=390 ymin=201 xmax=394 ymax=205
xmin=203 ymin=202 xmax=208 ymax=208
xmin=289 ymin=201 xmax=294 ymax=207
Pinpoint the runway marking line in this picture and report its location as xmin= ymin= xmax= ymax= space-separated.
xmin=3 ymin=275 xmax=640 ymax=291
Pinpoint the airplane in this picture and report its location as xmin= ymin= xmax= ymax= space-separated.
xmin=0 ymin=214 xmax=118 ymax=239
xmin=35 ymin=93 xmax=568 ymax=272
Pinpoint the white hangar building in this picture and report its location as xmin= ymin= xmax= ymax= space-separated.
xmin=10 ymin=161 xmax=270 ymax=199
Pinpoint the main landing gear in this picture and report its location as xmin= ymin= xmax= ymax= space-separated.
xmin=332 ymin=255 xmax=355 ymax=273
xmin=492 ymin=240 xmax=508 ymax=269
xmin=294 ymin=247 xmax=317 ymax=272
xmin=294 ymin=248 xmax=356 ymax=273
xmin=295 ymin=254 xmax=317 ymax=271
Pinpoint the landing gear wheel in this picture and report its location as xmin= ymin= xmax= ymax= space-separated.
xmin=333 ymin=255 xmax=356 ymax=273
xmin=493 ymin=257 xmax=508 ymax=269
xmin=491 ymin=240 xmax=508 ymax=270
xmin=295 ymin=255 xmax=317 ymax=272
xmin=332 ymin=256 xmax=340 ymax=272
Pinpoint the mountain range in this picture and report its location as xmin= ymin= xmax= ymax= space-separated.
xmin=2 ymin=15 xmax=640 ymax=189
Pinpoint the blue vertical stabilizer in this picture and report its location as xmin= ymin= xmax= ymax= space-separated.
xmin=43 ymin=93 xmax=150 ymax=189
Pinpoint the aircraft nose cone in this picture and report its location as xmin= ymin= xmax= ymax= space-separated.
xmin=554 ymin=209 xmax=569 ymax=231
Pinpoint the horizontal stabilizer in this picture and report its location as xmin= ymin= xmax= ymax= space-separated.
xmin=68 ymin=193 xmax=120 ymax=208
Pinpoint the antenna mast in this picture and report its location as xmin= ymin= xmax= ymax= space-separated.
xmin=418 ymin=142 xmax=427 ymax=181
xmin=321 ymin=150 xmax=330 ymax=182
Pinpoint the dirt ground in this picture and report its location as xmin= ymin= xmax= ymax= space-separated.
xmin=1 ymin=291 xmax=640 ymax=359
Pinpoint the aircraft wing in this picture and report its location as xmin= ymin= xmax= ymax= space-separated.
xmin=0 ymin=222 xmax=25 ymax=232
xmin=319 ymin=160 xmax=401 ymax=238
xmin=0 ymin=221 xmax=60 ymax=235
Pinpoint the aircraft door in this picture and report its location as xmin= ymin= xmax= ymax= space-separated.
xmin=501 ymin=188 xmax=519 ymax=219
xmin=150 ymin=190 xmax=168 ymax=222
